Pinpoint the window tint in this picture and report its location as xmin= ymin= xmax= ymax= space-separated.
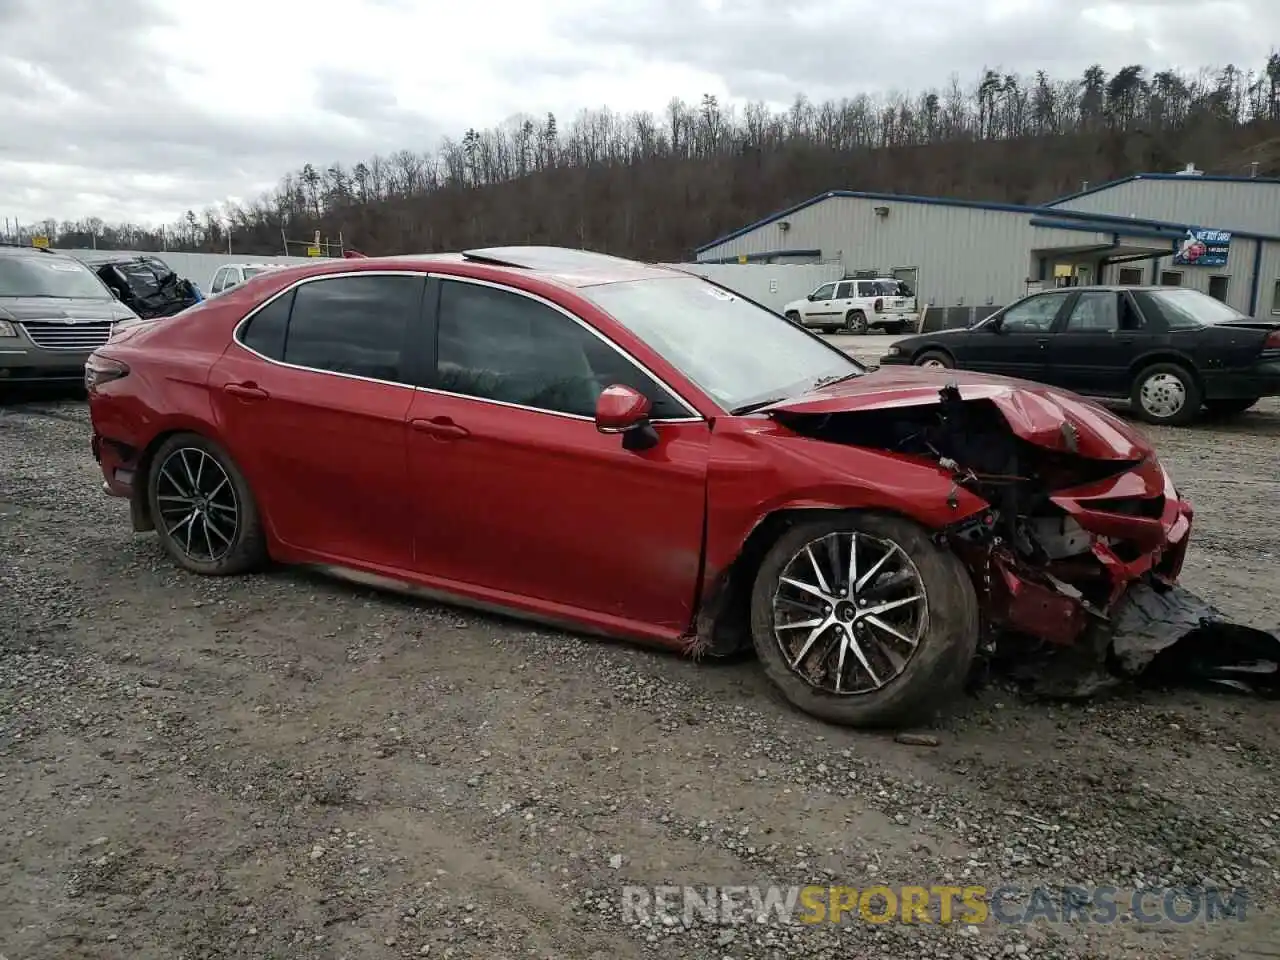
xmin=282 ymin=275 xmax=424 ymax=382
xmin=999 ymin=291 xmax=1070 ymax=332
xmin=856 ymin=281 xmax=877 ymax=297
xmin=1063 ymin=292 xmax=1118 ymax=332
xmin=435 ymin=280 xmax=686 ymax=419
xmin=239 ymin=289 xmax=293 ymax=360
xmin=811 ymin=283 xmax=835 ymax=301
xmin=835 ymin=281 xmax=852 ymax=299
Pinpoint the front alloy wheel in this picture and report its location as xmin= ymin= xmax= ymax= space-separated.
xmin=748 ymin=512 xmax=979 ymax=727
xmin=772 ymin=531 xmax=926 ymax=694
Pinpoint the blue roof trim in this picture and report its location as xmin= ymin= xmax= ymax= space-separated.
xmin=1048 ymin=172 xmax=1280 ymax=206
xmin=1029 ymin=218 xmax=1188 ymax=242
xmin=697 ymin=247 xmax=823 ymax=264
xmin=694 ymin=190 xmax=1047 ymax=255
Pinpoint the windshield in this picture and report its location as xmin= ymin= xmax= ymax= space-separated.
xmin=0 ymin=256 xmax=113 ymax=299
xmin=1141 ymin=288 xmax=1247 ymax=329
xmin=580 ymin=275 xmax=864 ymax=412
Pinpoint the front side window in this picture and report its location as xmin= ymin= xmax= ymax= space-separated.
xmin=998 ymin=291 xmax=1071 ymax=332
xmin=281 ymin=274 xmax=424 ymax=383
xmin=0 ymin=256 xmax=113 ymax=299
xmin=434 ymin=280 xmax=685 ymax=419
xmin=580 ymin=275 xmax=862 ymax=413
xmin=810 ymin=283 xmax=835 ymax=301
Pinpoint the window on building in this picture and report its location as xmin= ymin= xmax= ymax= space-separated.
xmin=435 ymin=279 xmax=685 ymax=419
xmin=1063 ymin=291 xmax=1119 ymax=332
xmin=1159 ymin=271 xmax=1182 ymax=287
xmin=1208 ymin=275 xmax=1230 ymax=303
xmin=281 ymin=275 xmax=424 ymax=383
xmin=1116 ymin=267 xmax=1143 ymax=285
xmin=238 ymin=289 xmax=294 ymax=360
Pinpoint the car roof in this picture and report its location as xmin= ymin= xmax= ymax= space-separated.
xmin=258 ymin=246 xmax=686 ymax=290
xmin=1035 ymin=285 xmax=1168 ymax=293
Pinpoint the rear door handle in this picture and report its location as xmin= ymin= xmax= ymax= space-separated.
xmin=410 ymin=416 xmax=470 ymax=440
xmin=223 ymin=382 xmax=268 ymax=400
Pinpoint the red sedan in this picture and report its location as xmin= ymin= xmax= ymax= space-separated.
xmin=86 ymin=247 xmax=1194 ymax=727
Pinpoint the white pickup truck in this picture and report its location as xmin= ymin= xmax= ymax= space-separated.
xmin=782 ymin=278 xmax=917 ymax=334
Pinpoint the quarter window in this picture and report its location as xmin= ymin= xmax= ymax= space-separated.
xmin=434 ymin=280 xmax=685 ymax=419
xmin=238 ymin=289 xmax=293 ymax=360
xmin=281 ymin=274 xmax=424 ymax=383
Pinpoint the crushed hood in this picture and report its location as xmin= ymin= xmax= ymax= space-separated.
xmin=762 ymin=366 xmax=1152 ymax=462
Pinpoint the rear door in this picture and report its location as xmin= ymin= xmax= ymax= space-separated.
xmin=208 ymin=271 xmax=429 ymax=570
xmin=1044 ymin=290 xmax=1153 ymax=396
xmin=959 ymin=290 xmax=1073 ymax=381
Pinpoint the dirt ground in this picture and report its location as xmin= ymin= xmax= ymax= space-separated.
xmin=2 ymin=378 xmax=1279 ymax=960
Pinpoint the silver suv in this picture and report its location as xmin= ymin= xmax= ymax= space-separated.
xmin=0 ymin=244 xmax=140 ymax=385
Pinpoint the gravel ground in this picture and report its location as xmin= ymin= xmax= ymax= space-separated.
xmin=2 ymin=378 xmax=1279 ymax=960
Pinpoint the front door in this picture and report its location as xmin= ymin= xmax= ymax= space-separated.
xmin=1044 ymin=290 xmax=1150 ymax=397
xmin=801 ymin=282 xmax=841 ymax=328
xmin=406 ymin=276 xmax=711 ymax=638
xmin=208 ymin=273 xmax=428 ymax=570
xmin=960 ymin=289 xmax=1073 ymax=382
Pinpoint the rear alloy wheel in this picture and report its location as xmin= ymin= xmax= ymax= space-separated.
xmin=748 ymin=512 xmax=978 ymax=727
xmin=1203 ymin=397 xmax=1258 ymax=417
xmin=845 ymin=310 xmax=869 ymax=334
xmin=1131 ymin=363 xmax=1201 ymax=426
xmin=148 ymin=433 xmax=267 ymax=575
xmin=914 ymin=349 xmax=953 ymax=369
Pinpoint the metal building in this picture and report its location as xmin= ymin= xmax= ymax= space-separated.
xmin=694 ymin=170 xmax=1280 ymax=319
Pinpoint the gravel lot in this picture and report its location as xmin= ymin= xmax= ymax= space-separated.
xmin=3 ymin=362 xmax=1280 ymax=959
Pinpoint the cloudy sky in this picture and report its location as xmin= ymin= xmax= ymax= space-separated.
xmin=0 ymin=0 xmax=1268 ymax=227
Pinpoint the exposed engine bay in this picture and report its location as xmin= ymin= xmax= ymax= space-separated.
xmin=772 ymin=383 xmax=1279 ymax=699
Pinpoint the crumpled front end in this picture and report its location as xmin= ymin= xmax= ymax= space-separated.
xmin=767 ymin=373 xmax=1278 ymax=697
xmin=974 ymin=454 xmax=1194 ymax=648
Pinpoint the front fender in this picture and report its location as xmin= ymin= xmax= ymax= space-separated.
xmin=700 ymin=420 xmax=990 ymax=591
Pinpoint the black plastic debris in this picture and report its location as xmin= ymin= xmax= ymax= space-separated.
xmin=1108 ymin=581 xmax=1280 ymax=698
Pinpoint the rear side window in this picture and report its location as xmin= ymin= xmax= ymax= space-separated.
xmin=238 ymin=290 xmax=293 ymax=360
xmin=281 ymin=275 xmax=425 ymax=383
xmin=856 ymin=281 xmax=877 ymax=297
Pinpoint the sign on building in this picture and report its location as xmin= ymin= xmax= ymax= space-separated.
xmin=1173 ymin=228 xmax=1230 ymax=267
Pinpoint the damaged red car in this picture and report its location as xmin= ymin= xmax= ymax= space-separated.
xmin=85 ymin=247 xmax=1197 ymax=727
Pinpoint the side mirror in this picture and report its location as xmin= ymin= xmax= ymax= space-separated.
xmin=595 ymin=384 xmax=658 ymax=451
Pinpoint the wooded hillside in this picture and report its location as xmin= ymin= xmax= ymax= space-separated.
xmin=20 ymin=58 xmax=1280 ymax=261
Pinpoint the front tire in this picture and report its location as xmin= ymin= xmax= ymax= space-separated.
xmin=147 ymin=432 xmax=267 ymax=575
xmin=914 ymin=349 xmax=953 ymax=369
xmin=1130 ymin=363 xmax=1201 ymax=426
xmin=785 ymin=311 xmax=801 ymax=325
xmin=748 ymin=512 xmax=979 ymax=728
xmin=1203 ymin=397 xmax=1258 ymax=417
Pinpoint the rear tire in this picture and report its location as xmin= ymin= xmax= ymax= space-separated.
xmin=1203 ymin=397 xmax=1258 ymax=417
xmin=748 ymin=512 xmax=979 ymax=728
xmin=147 ymin=432 xmax=267 ymax=576
xmin=1130 ymin=363 xmax=1201 ymax=426
xmin=846 ymin=310 xmax=869 ymax=335
xmin=914 ymin=349 xmax=954 ymax=369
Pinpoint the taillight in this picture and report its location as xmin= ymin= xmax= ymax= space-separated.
xmin=85 ymin=354 xmax=129 ymax=390
xmin=874 ymin=298 xmax=884 ymax=313
xmin=1265 ymin=330 xmax=1280 ymax=349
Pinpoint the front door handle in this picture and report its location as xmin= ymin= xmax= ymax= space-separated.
xmin=410 ymin=416 xmax=470 ymax=440
xmin=1036 ymin=338 xmax=1049 ymax=348
xmin=223 ymin=382 xmax=268 ymax=400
